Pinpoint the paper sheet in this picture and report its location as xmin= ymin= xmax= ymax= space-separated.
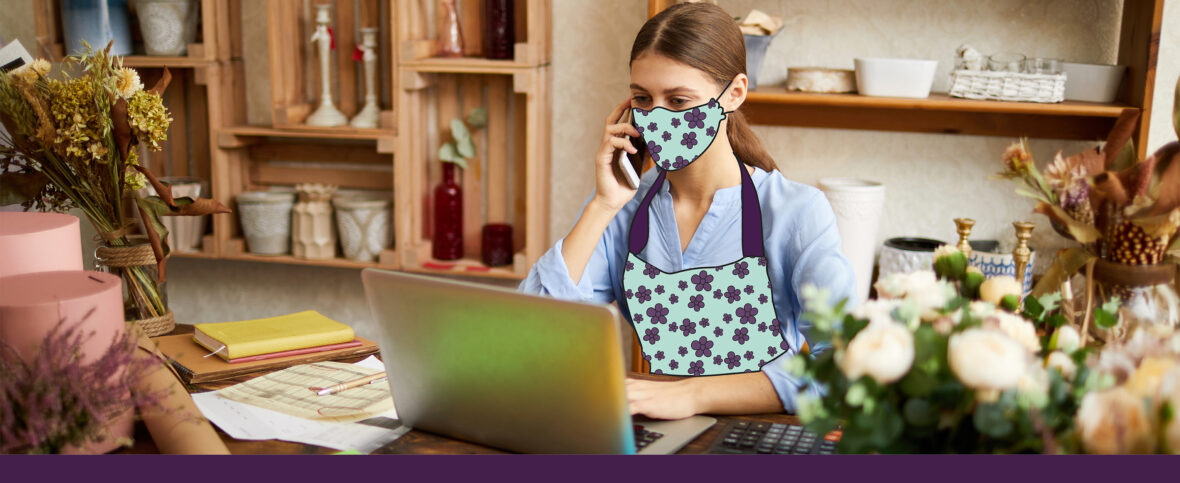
xmin=217 ymin=360 xmax=392 ymax=422
xmin=192 ymin=356 xmax=408 ymax=453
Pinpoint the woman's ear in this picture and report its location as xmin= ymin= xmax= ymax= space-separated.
xmin=721 ymin=73 xmax=748 ymax=112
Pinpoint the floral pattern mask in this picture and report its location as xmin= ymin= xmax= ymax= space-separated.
xmin=632 ymin=80 xmax=733 ymax=171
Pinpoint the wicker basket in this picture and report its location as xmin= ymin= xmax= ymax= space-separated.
xmin=948 ymin=70 xmax=1065 ymax=103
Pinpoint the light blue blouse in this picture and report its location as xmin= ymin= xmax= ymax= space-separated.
xmin=519 ymin=165 xmax=858 ymax=413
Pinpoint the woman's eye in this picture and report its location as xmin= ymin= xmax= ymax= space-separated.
xmin=670 ymin=98 xmax=689 ymax=107
xmin=632 ymin=95 xmax=650 ymax=105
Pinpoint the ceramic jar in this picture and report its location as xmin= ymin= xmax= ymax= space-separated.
xmin=968 ymin=243 xmax=1036 ymax=295
xmin=292 ymin=184 xmax=337 ymax=260
xmin=818 ymin=178 xmax=885 ymax=303
xmin=878 ymin=237 xmax=947 ymax=280
xmin=333 ymin=194 xmax=392 ymax=262
xmin=61 ymin=0 xmax=133 ymax=56
xmin=135 ymin=0 xmax=198 ymax=56
xmin=236 ymin=191 xmax=296 ymax=255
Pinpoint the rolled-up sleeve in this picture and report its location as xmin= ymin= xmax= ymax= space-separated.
xmin=761 ymin=357 xmax=823 ymax=414
xmin=519 ymin=196 xmax=624 ymax=305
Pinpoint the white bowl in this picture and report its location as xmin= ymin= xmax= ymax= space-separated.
xmin=854 ymin=58 xmax=938 ymax=98
xmin=1062 ymin=62 xmax=1126 ymax=103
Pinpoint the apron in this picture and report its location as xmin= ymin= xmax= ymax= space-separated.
xmin=622 ymin=162 xmax=789 ymax=376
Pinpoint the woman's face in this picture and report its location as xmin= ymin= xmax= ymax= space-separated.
xmin=629 ymin=52 xmax=736 ymax=112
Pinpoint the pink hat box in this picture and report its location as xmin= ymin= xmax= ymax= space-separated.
xmin=0 ymin=211 xmax=84 ymax=278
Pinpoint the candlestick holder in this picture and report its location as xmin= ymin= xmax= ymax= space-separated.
xmin=350 ymin=27 xmax=381 ymax=128
xmin=1012 ymin=221 xmax=1035 ymax=291
xmin=954 ymin=218 xmax=975 ymax=259
xmin=305 ymin=5 xmax=348 ymax=127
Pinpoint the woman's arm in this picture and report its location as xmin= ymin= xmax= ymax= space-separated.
xmin=625 ymin=372 xmax=783 ymax=420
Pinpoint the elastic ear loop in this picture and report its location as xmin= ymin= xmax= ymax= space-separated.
xmin=717 ymin=77 xmax=737 ymax=116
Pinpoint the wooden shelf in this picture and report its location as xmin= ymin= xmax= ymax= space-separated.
xmin=222 ymin=125 xmax=396 ymax=142
xmin=219 ymin=240 xmax=399 ymax=270
xmin=400 ymin=56 xmax=539 ymax=74
xmin=121 ymin=55 xmax=216 ymax=69
xmin=402 ymin=256 xmax=526 ymax=280
xmin=741 ymin=88 xmax=1137 ymax=140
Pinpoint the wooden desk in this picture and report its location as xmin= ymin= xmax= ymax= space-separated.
xmin=120 ymin=326 xmax=800 ymax=454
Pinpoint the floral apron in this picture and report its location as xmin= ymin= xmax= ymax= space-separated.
xmin=622 ymin=163 xmax=788 ymax=376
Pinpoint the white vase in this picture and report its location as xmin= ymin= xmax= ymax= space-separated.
xmin=878 ymin=237 xmax=947 ymax=280
xmin=292 ymin=184 xmax=337 ymax=260
xmin=136 ymin=0 xmax=197 ymax=56
xmin=236 ymin=191 xmax=296 ymax=255
xmin=333 ymin=194 xmax=391 ymax=262
xmin=818 ymin=178 xmax=885 ymax=303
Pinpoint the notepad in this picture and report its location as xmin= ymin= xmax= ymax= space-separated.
xmin=193 ymin=311 xmax=356 ymax=361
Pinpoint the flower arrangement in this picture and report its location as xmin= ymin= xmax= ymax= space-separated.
xmin=0 ymin=43 xmax=229 ymax=323
xmin=789 ymin=247 xmax=1117 ymax=453
xmin=0 ymin=319 xmax=163 ymax=454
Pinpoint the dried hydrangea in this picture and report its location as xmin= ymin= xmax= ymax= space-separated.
xmin=126 ymin=90 xmax=170 ymax=151
xmin=46 ymin=78 xmax=108 ymax=163
xmin=122 ymin=149 xmax=146 ymax=191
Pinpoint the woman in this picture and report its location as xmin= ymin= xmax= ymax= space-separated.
xmin=520 ymin=3 xmax=857 ymax=420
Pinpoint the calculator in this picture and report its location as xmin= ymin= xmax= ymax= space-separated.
xmin=707 ymin=421 xmax=840 ymax=454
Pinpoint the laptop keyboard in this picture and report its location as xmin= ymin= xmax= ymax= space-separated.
xmin=633 ymin=425 xmax=665 ymax=451
xmin=708 ymin=421 xmax=839 ymax=454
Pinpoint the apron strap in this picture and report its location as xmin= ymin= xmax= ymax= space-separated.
xmin=629 ymin=160 xmax=764 ymax=258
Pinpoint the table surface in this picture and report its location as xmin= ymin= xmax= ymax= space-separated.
xmin=120 ymin=326 xmax=802 ymax=455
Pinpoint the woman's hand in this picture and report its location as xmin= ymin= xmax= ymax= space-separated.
xmin=625 ymin=378 xmax=700 ymax=420
xmin=591 ymin=98 xmax=641 ymax=213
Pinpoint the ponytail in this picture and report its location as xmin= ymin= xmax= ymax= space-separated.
xmin=726 ymin=110 xmax=777 ymax=172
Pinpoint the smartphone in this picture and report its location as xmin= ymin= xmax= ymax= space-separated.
xmin=612 ymin=108 xmax=642 ymax=189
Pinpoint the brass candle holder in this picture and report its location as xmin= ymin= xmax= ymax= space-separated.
xmin=1013 ymin=221 xmax=1035 ymax=291
xmin=954 ymin=218 xmax=975 ymax=259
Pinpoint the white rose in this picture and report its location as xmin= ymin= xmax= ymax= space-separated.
xmin=949 ymin=328 xmax=1026 ymax=392
xmin=840 ymin=321 xmax=915 ymax=385
xmin=1050 ymin=325 xmax=1081 ymax=353
xmin=979 ymin=276 xmax=1022 ymax=305
xmin=968 ymin=300 xmax=996 ymax=317
xmin=1076 ymin=387 xmax=1155 ymax=454
xmin=983 ymin=311 xmax=1041 ymax=353
xmin=850 ymin=299 xmax=903 ymax=326
xmin=874 ymin=271 xmax=938 ymax=300
xmin=1045 ymin=351 xmax=1077 ymax=380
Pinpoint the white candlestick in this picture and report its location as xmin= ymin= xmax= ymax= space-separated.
xmin=305 ymin=5 xmax=348 ymax=127
xmin=350 ymin=27 xmax=380 ymax=128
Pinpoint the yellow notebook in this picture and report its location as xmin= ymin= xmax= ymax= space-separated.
xmin=192 ymin=311 xmax=356 ymax=361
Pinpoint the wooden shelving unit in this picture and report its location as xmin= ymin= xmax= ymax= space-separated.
xmin=647 ymin=0 xmax=1163 ymax=156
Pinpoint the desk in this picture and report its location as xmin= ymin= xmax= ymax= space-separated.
xmin=119 ymin=325 xmax=801 ymax=454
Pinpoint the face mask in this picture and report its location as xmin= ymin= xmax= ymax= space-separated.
xmin=632 ymin=80 xmax=734 ymax=171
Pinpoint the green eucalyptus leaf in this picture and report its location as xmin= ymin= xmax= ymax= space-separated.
xmin=1022 ymin=295 xmax=1045 ymax=320
xmin=1094 ymin=307 xmax=1118 ymax=329
xmin=466 ymin=107 xmax=488 ymax=128
xmin=451 ymin=118 xmax=470 ymax=144
xmin=458 ymin=135 xmax=476 ymax=159
xmin=439 ymin=142 xmax=458 ymax=162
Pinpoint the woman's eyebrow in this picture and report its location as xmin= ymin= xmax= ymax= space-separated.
xmin=629 ymin=84 xmax=698 ymax=95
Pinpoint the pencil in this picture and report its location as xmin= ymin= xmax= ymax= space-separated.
xmin=312 ymin=372 xmax=388 ymax=396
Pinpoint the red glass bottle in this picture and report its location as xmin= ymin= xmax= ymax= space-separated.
xmin=433 ymin=162 xmax=464 ymax=260
xmin=483 ymin=0 xmax=514 ymax=60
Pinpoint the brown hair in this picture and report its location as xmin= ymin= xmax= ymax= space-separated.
xmin=630 ymin=2 xmax=777 ymax=172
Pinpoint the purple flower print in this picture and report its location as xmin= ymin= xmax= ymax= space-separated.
xmin=647 ymin=122 xmax=657 ymax=132
xmin=768 ymin=345 xmax=778 ymax=357
xmin=633 ymin=313 xmax=644 ymax=323
xmin=636 ymin=123 xmax=644 ymax=134
xmin=654 ymin=369 xmax=664 ymax=374
xmin=725 ymin=286 xmax=741 ymax=303
xmin=661 ymin=131 xmax=672 ymax=142
xmin=714 ymin=327 xmax=724 ymax=337
xmin=679 ymin=319 xmax=696 ymax=336
xmin=713 ymin=355 xmax=723 ymax=365
xmin=725 ymin=351 xmax=741 ymax=369
xmin=685 ymin=108 xmax=707 ymax=129
xmin=654 ymin=285 xmax=665 ymax=295
xmin=646 ymin=303 xmax=669 ymax=324
xmin=707 ymin=98 xmax=718 ymax=109
xmin=713 ymin=289 xmax=723 ymax=300
xmin=757 ymin=257 xmax=768 ymax=267
xmin=744 ymin=285 xmax=755 ymax=295
xmin=660 ymin=159 xmax=672 ymax=169
xmin=672 ymin=156 xmax=688 ymax=170
xmin=733 ymin=327 xmax=750 ymax=345
xmin=625 ymin=260 xmax=635 ymax=271
xmin=678 ymin=346 xmax=688 ymax=357
xmin=635 ymin=286 xmax=652 ymax=303
xmin=681 ymin=131 xmax=698 ymax=150
xmin=744 ymin=350 xmax=755 ymax=361
xmin=758 ymin=294 xmax=768 ymax=304
xmin=625 ymin=289 xmax=634 ymax=300
xmin=691 ymin=270 xmax=714 ymax=291
xmin=671 ymin=117 xmax=681 ymax=128
xmin=688 ymin=360 xmax=705 ymax=376
xmin=639 ymin=108 xmax=649 ymax=117
xmin=646 ymin=140 xmax=662 ymax=162
xmin=781 ymin=340 xmax=790 ymax=351
xmin=655 ymin=351 xmax=665 ymax=360
xmin=691 ymin=336 xmax=714 ymax=357
xmin=668 ymin=293 xmax=679 ymax=304
xmin=722 ymin=313 xmax=733 ymax=323
xmin=643 ymin=327 xmax=660 ymax=344
xmin=758 ymin=360 xmax=766 ymax=367
xmin=732 ymin=261 xmax=750 ymax=279
xmin=736 ymin=304 xmax=759 ymax=324
xmin=669 ymin=360 xmax=678 ymax=370
xmin=715 ymin=266 xmax=725 ymax=272
xmin=678 ymin=280 xmax=688 ymax=290
xmin=757 ymin=322 xmax=768 ymax=333
xmin=643 ymin=263 xmax=659 ymax=279
xmin=705 ymin=126 xmax=716 ymax=137
xmin=668 ymin=321 xmax=679 ymax=333
xmin=770 ymin=321 xmax=782 ymax=337
xmin=644 ymin=353 xmax=651 ymax=361
xmin=699 ymin=318 xmax=710 ymax=327
xmin=688 ymin=294 xmax=705 ymax=312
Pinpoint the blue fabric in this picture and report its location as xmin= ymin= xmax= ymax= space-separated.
xmin=519 ymin=166 xmax=859 ymax=413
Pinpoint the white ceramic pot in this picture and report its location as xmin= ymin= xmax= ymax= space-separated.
xmin=138 ymin=177 xmax=206 ymax=252
xmin=878 ymin=237 xmax=947 ymax=281
xmin=136 ymin=0 xmax=198 ymax=56
xmin=969 ymin=246 xmax=1037 ymax=296
xmin=1062 ymin=62 xmax=1126 ymax=103
xmin=333 ymin=194 xmax=392 ymax=262
xmin=854 ymin=58 xmax=938 ymax=98
xmin=818 ymin=178 xmax=885 ymax=303
xmin=236 ymin=191 xmax=296 ymax=255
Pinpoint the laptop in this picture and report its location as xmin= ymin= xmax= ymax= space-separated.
xmin=361 ymin=268 xmax=715 ymax=454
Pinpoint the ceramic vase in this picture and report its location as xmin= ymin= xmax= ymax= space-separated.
xmin=236 ymin=191 xmax=296 ymax=255
xmin=743 ymin=31 xmax=779 ymax=90
xmin=333 ymin=194 xmax=392 ymax=262
xmin=61 ymin=0 xmax=132 ymax=56
xmin=969 ymin=245 xmax=1037 ymax=295
xmin=136 ymin=0 xmax=198 ymax=56
xmin=878 ymin=237 xmax=948 ymax=281
xmin=292 ymin=184 xmax=338 ymax=260
xmin=305 ymin=5 xmax=348 ymax=127
xmin=349 ymin=28 xmax=381 ymax=128
xmin=818 ymin=178 xmax=885 ymax=303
